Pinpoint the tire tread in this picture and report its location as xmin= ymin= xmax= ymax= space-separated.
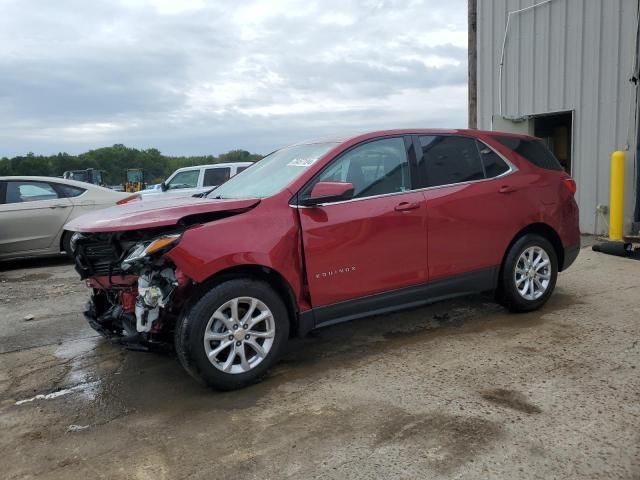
xmin=175 ymin=278 xmax=289 ymax=390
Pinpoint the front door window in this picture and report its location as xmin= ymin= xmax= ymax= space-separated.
xmin=166 ymin=170 xmax=199 ymax=190
xmin=314 ymin=137 xmax=411 ymax=199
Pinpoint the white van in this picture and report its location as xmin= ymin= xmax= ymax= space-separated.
xmin=141 ymin=162 xmax=253 ymax=199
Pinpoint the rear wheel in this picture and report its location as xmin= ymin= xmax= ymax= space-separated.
xmin=498 ymin=234 xmax=558 ymax=312
xmin=61 ymin=231 xmax=74 ymax=258
xmin=175 ymin=278 xmax=289 ymax=390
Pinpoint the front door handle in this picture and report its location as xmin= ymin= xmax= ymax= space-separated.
xmin=394 ymin=201 xmax=420 ymax=211
xmin=498 ymin=185 xmax=516 ymax=194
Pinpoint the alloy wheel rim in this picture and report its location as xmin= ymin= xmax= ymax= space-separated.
xmin=514 ymin=246 xmax=551 ymax=301
xmin=204 ymin=297 xmax=275 ymax=374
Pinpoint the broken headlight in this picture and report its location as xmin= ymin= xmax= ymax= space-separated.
xmin=122 ymin=234 xmax=181 ymax=266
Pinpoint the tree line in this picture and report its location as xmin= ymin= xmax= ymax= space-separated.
xmin=0 ymin=144 xmax=263 ymax=185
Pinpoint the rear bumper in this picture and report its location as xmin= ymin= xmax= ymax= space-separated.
xmin=562 ymin=243 xmax=580 ymax=271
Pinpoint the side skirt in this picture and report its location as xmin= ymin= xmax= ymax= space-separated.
xmin=298 ymin=267 xmax=499 ymax=335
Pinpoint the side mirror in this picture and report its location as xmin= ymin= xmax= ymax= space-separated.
xmin=160 ymin=182 xmax=168 ymax=192
xmin=300 ymin=181 xmax=354 ymax=206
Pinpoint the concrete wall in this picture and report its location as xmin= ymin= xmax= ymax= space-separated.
xmin=477 ymin=0 xmax=639 ymax=234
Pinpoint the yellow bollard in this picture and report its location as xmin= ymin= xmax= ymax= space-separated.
xmin=609 ymin=151 xmax=625 ymax=241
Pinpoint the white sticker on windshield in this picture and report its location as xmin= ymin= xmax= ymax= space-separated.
xmin=287 ymin=157 xmax=318 ymax=167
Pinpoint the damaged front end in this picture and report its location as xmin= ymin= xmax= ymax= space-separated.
xmin=72 ymin=229 xmax=191 ymax=350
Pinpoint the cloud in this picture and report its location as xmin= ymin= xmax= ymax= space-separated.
xmin=0 ymin=0 xmax=467 ymax=156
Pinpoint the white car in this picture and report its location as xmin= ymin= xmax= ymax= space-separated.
xmin=141 ymin=162 xmax=253 ymax=199
xmin=0 ymin=176 xmax=139 ymax=260
xmin=139 ymin=183 xmax=162 ymax=193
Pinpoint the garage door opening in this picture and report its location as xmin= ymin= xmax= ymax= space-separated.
xmin=533 ymin=112 xmax=573 ymax=174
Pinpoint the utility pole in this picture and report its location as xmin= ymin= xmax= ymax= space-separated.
xmin=468 ymin=0 xmax=477 ymax=129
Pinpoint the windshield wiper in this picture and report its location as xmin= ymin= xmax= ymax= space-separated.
xmin=200 ymin=186 xmax=219 ymax=198
xmin=193 ymin=191 xmax=224 ymax=199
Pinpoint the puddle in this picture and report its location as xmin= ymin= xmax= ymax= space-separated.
xmin=6 ymin=291 xmax=581 ymax=421
xmin=15 ymin=381 xmax=100 ymax=405
xmin=54 ymin=336 xmax=102 ymax=385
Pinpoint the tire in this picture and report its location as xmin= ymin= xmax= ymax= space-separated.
xmin=61 ymin=231 xmax=74 ymax=258
xmin=497 ymin=234 xmax=558 ymax=313
xmin=175 ymin=278 xmax=289 ymax=390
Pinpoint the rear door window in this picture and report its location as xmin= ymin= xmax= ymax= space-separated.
xmin=418 ymin=136 xmax=485 ymax=187
xmin=493 ymin=136 xmax=563 ymax=171
xmin=6 ymin=181 xmax=60 ymax=204
xmin=203 ymin=167 xmax=231 ymax=187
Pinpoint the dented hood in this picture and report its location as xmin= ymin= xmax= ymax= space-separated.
xmin=65 ymin=196 xmax=260 ymax=232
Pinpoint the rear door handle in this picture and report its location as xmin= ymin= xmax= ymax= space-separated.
xmin=49 ymin=204 xmax=69 ymax=209
xmin=498 ymin=185 xmax=516 ymax=194
xmin=394 ymin=201 xmax=420 ymax=211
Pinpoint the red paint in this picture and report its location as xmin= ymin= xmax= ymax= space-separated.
xmin=563 ymin=178 xmax=577 ymax=194
xmin=119 ymin=290 xmax=137 ymax=313
xmin=116 ymin=193 xmax=142 ymax=205
xmin=65 ymin=196 xmax=260 ymax=232
xmin=86 ymin=275 xmax=138 ymax=289
xmin=298 ymin=191 xmax=427 ymax=305
xmin=165 ymin=194 xmax=309 ymax=310
xmin=308 ymin=181 xmax=354 ymax=201
xmin=69 ymin=129 xmax=580 ymax=314
xmin=421 ymin=179 xmax=521 ymax=280
xmin=174 ymin=268 xmax=190 ymax=287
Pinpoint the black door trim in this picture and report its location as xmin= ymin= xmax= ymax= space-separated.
xmin=297 ymin=266 xmax=499 ymax=335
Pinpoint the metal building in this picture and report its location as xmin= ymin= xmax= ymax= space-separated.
xmin=475 ymin=0 xmax=640 ymax=235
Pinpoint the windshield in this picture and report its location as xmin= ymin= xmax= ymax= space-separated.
xmin=208 ymin=142 xmax=338 ymax=199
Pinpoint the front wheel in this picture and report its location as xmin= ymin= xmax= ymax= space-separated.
xmin=175 ymin=278 xmax=289 ymax=390
xmin=497 ymin=234 xmax=558 ymax=313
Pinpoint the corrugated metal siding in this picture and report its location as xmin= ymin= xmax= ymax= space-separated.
xmin=477 ymin=0 xmax=639 ymax=234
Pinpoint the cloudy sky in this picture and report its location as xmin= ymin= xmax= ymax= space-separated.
xmin=0 ymin=0 xmax=468 ymax=157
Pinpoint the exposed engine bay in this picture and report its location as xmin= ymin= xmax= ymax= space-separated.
xmin=72 ymin=228 xmax=191 ymax=350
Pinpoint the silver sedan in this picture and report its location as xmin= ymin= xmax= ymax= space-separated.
xmin=0 ymin=176 xmax=138 ymax=260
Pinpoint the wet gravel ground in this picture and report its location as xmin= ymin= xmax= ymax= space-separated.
xmin=0 ymin=246 xmax=638 ymax=479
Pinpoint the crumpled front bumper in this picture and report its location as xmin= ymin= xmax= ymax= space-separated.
xmin=84 ymin=297 xmax=171 ymax=352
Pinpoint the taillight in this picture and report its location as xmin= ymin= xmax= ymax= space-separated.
xmin=563 ymin=178 xmax=577 ymax=194
xmin=117 ymin=193 xmax=141 ymax=205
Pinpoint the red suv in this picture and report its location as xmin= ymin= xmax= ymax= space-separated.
xmin=66 ymin=129 xmax=580 ymax=390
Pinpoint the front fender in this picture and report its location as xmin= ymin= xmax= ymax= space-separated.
xmin=164 ymin=200 xmax=304 ymax=304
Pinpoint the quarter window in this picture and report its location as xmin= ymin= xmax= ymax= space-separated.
xmin=6 ymin=181 xmax=60 ymax=204
xmin=56 ymin=184 xmax=86 ymax=198
xmin=203 ymin=167 xmax=231 ymax=187
xmin=477 ymin=142 xmax=510 ymax=178
xmin=418 ymin=136 xmax=485 ymax=187
xmin=493 ymin=136 xmax=563 ymax=171
xmin=315 ymin=137 xmax=410 ymax=199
